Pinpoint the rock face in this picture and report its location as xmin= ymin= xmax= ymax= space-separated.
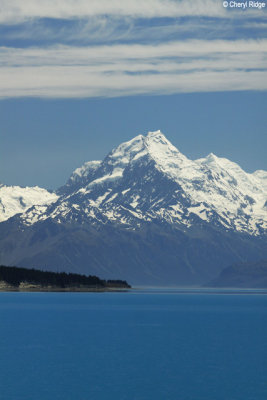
xmin=0 ymin=130 xmax=266 ymax=285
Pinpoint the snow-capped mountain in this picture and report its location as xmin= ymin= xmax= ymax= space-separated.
xmin=17 ymin=130 xmax=267 ymax=235
xmin=0 ymin=184 xmax=58 ymax=222
xmin=0 ymin=130 xmax=266 ymax=285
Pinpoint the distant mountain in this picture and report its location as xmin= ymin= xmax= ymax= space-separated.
xmin=205 ymin=260 xmax=267 ymax=288
xmin=0 ymin=130 xmax=266 ymax=285
xmin=0 ymin=184 xmax=58 ymax=222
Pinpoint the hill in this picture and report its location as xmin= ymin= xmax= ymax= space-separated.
xmin=205 ymin=260 xmax=267 ymax=288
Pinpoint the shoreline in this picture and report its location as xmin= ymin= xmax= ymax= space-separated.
xmin=0 ymin=281 xmax=131 ymax=292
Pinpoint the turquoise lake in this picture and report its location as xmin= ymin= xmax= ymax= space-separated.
xmin=0 ymin=289 xmax=266 ymax=400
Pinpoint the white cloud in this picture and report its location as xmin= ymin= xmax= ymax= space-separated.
xmin=1 ymin=67 xmax=266 ymax=98
xmin=0 ymin=39 xmax=266 ymax=98
xmin=0 ymin=0 xmax=228 ymax=24
xmin=2 ymin=40 xmax=266 ymax=65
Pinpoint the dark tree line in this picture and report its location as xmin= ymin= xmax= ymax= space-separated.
xmin=0 ymin=265 xmax=130 ymax=288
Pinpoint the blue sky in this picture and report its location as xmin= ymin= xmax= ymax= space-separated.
xmin=0 ymin=0 xmax=266 ymax=189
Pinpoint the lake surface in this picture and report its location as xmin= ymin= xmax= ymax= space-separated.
xmin=0 ymin=289 xmax=266 ymax=400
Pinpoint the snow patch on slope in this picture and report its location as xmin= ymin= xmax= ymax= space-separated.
xmin=69 ymin=160 xmax=101 ymax=182
xmin=0 ymin=185 xmax=58 ymax=222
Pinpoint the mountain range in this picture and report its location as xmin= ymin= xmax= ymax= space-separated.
xmin=0 ymin=130 xmax=266 ymax=285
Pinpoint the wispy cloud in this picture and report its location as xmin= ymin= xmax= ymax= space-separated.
xmin=1 ymin=1 xmax=266 ymax=99
xmin=3 ymin=15 xmax=263 ymax=45
xmin=1 ymin=39 xmax=266 ymax=98
xmin=2 ymin=40 xmax=266 ymax=65
xmin=2 ymin=0 xmax=265 ymax=27
xmin=0 ymin=16 xmax=134 ymax=44
xmin=0 ymin=0 xmax=228 ymax=24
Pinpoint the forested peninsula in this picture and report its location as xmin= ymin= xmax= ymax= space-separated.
xmin=0 ymin=265 xmax=131 ymax=291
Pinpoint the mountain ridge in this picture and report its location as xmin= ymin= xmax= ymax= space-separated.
xmin=9 ymin=130 xmax=266 ymax=235
xmin=0 ymin=130 xmax=266 ymax=285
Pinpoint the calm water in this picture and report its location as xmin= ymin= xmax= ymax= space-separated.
xmin=0 ymin=289 xmax=266 ymax=400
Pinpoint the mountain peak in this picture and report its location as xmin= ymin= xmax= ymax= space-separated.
xmin=52 ymin=129 xmax=266 ymax=237
xmin=206 ymin=152 xmax=217 ymax=161
xmin=142 ymin=130 xmax=189 ymax=175
xmin=146 ymin=129 xmax=165 ymax=139
xmin=145 ymin=129 xmax=172 ymax=144
xmin=106 ymin=130 xmax=189 ymax=179
xmin=145 ymin=129 xmax=176 ymax=151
